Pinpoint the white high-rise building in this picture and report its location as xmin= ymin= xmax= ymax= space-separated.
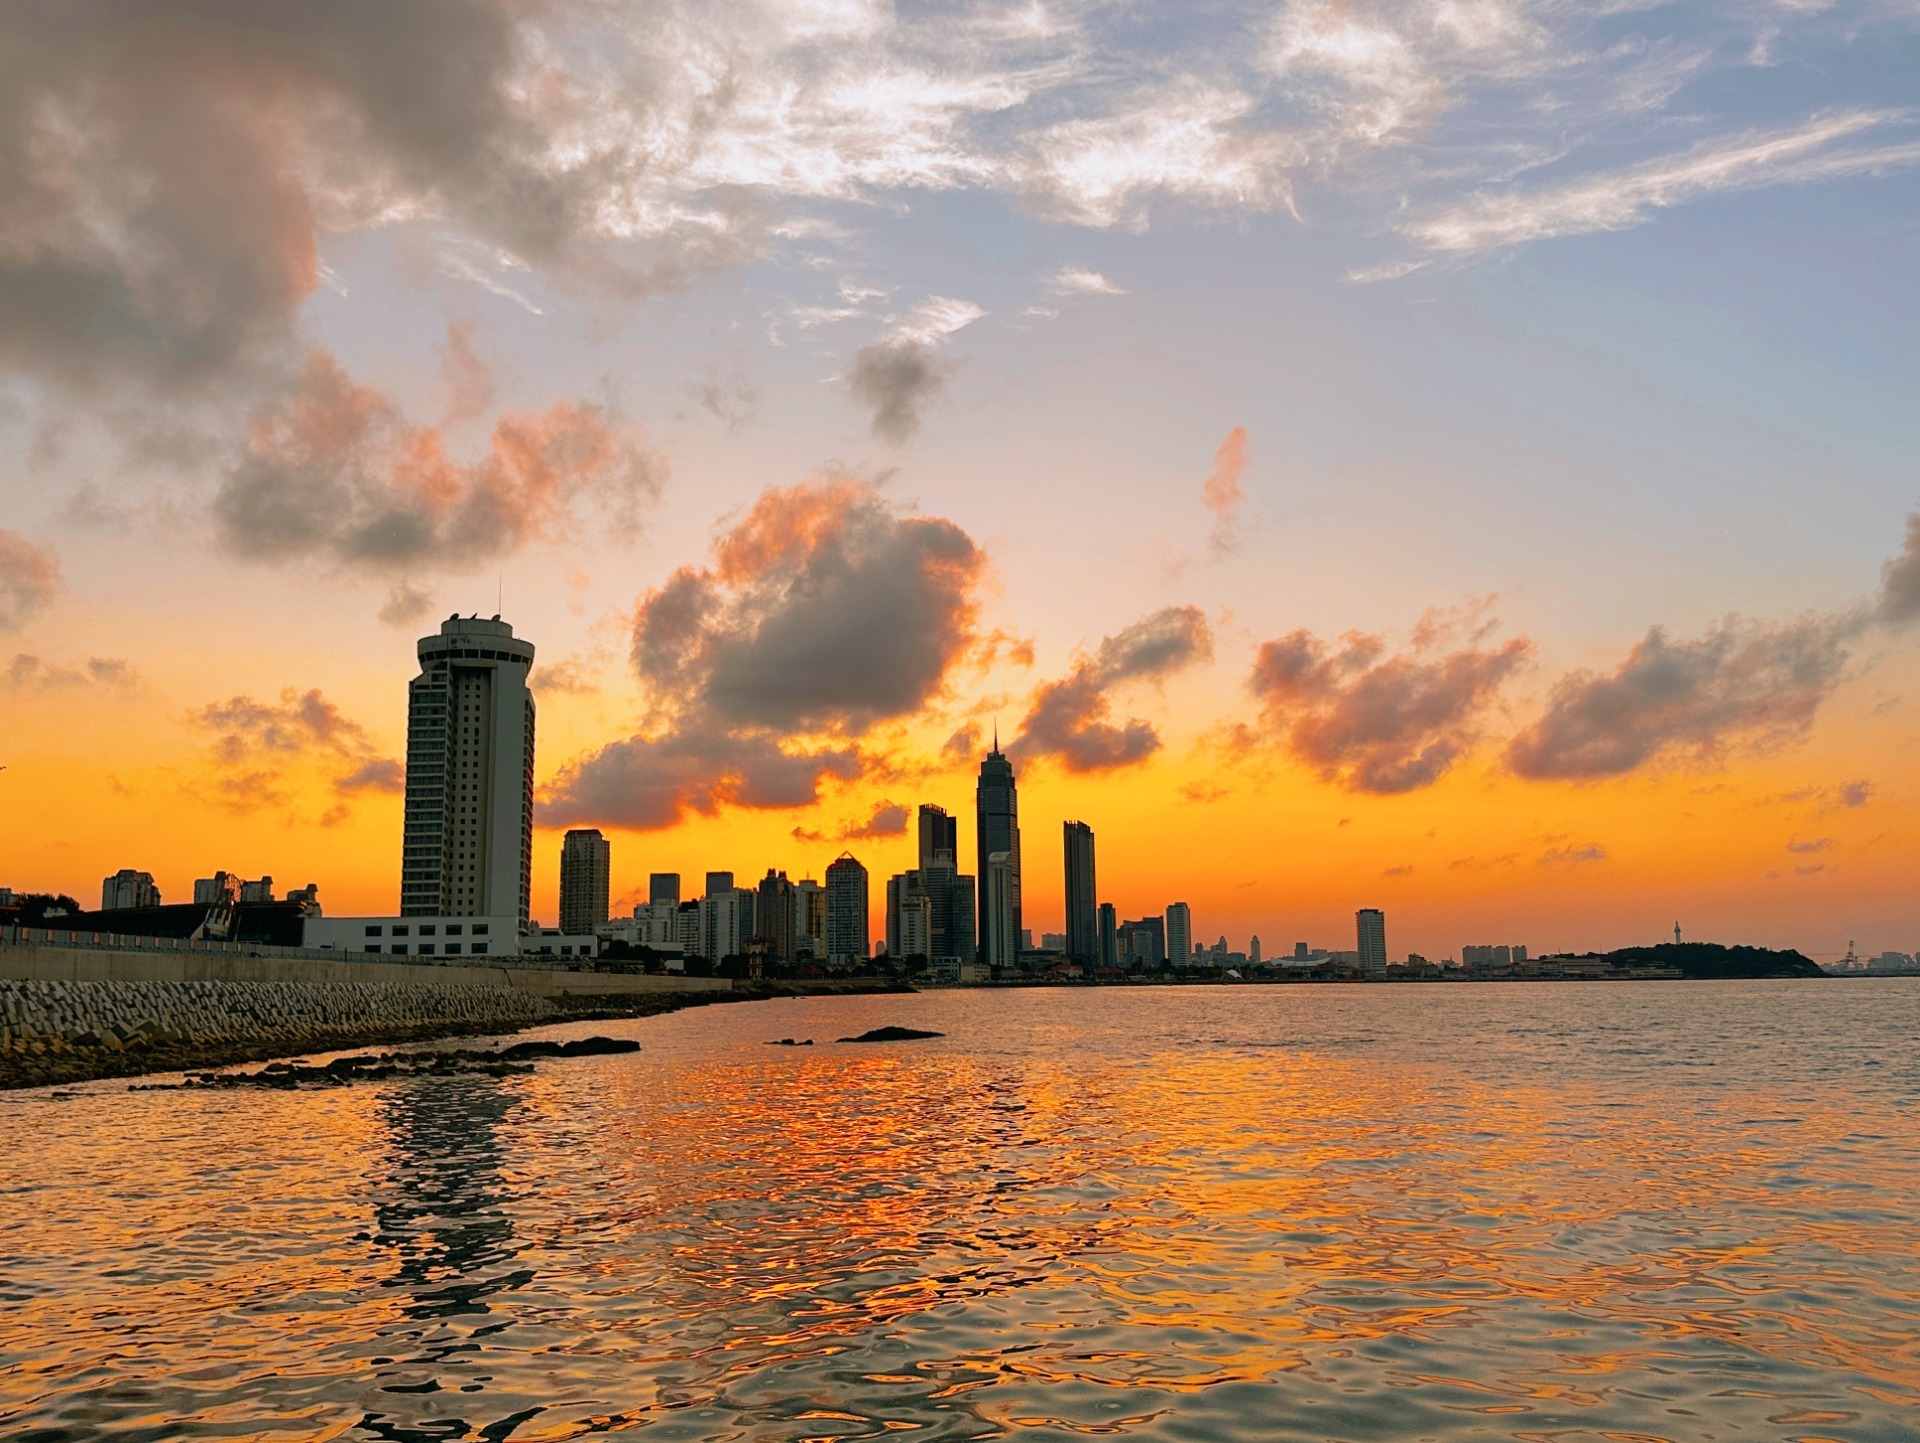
xmin=1357 ymin=908 xmax=1387 ymax=973
xmin=1166 ymin=901 xmax=1193 ymax=967
xmin=700 ymin=887 xmax=748 ymax=962
xmin=400 ymin=616 xmax=536 ymax=924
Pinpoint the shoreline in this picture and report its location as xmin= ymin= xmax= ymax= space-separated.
xmin=0 ymin=981 xmax=910 ymax=1093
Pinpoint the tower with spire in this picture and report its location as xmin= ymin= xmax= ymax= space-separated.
xmin=976 ymin=729 xmax=1023 ymax=968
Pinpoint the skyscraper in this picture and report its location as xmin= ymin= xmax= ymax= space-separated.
xmin=795 ymin=878 xmax=825 ymax=957
xmin=558 ymin=829 xmax=610 ymax=935
xmin=919 ymin=804 xmax=958 ymax=869
xmin=400 ymin=615 xmax=536 ymax=923
xmin=757 ymin=869 xmax=796 ymax=964
xmin=825 ymin=853 xmax=869 ymax=966
xmin=906 ymin=802 xmax=976 ymax=964
xmin=649 ymin=873 xmax=681 ymax=906
xmin=1165 ymin=901 xmax=1192 ymax=967
xmin=1063 ymin=821 xmax=1098 ymax=967
xmin=1098 ymin=902 xmax=1118 ymax=968
xmin=976 ymin=736 xmax=1022 ymax=968
xmin=983 ymin=851 xmax=1018 ymax=970
xmin=1357 ymin=908 xmax=1387 ymax=972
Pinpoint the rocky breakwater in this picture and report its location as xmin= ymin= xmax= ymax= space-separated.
xmin=0 ymin=977 xmax=557 ymax=1090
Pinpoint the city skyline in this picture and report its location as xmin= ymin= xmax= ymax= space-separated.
xmin=2 ymin=3 xmax=1918 ymax=962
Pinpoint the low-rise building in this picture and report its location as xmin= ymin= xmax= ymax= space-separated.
xmin=304 ymin=914 xmax=519 ymax=959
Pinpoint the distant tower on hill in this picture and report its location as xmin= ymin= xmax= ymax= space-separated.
xmin=1674 ymin=921 xmax=1682 ymax=945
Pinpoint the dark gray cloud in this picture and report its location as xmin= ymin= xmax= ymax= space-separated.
xmin=638 ymin=478 xmax=985 ymax=733
xmin=0 ymin=1 xmax=704 ymax=402
xmin=0 ymin=530 xmax=61 ymax=631
xmin=1015 ymin=606 xmax=1213 ymax=772
xmin=848 ymin=339 xmax=946 ymax=443
xmin=1250 ymin=621 xmax=1532 ymax=793
xmin=545 ymin=729 xmax=862 ymax=831
xmin=212 ymin=349 xmax=662 ymax=573
xmin=1879 ymin=508 xmax=1920 ymax=627
xmin=545 ymin=479 xmax=988 ymax=829
xmin=1506 ymin=616 xmax=1852 ymax=781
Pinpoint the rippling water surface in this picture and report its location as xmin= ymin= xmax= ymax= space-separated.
xmin=4 ymin=981 xmax=1920 ymax=1442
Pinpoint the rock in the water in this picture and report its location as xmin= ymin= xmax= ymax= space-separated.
xmin=837 ymin=1026 xmax=944 ymax=1043
xmin=557 ymin=1036 xmax=639 ymax=1057
xmin=766 ymin=1038 xmax=814 ymax=1046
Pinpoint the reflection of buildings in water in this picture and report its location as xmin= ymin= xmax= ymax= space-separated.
xmin=370 ymin=1076 xmax=527 ymax=1320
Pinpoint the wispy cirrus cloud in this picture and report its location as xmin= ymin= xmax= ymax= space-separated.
xmin=1398 ymin=110 xmax=1920 ymax=259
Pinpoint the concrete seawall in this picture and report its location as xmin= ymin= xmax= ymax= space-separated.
xmin=0 ymin=941 xmax=733 ymax=1088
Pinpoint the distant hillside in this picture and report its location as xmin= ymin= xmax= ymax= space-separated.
xmin=1554 ymin=942 xmax=1823 ymax=979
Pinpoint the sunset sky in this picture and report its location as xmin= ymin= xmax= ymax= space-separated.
xmin=3 ymin=0 xmax=1918 ymax=961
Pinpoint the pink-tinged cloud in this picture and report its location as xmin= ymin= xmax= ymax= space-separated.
xmin=1201 ymin=425 xmax=1249 ymax=553
xmin=438 ymin=319 xmax=496 ymax=428
xmin=1251 ymin=620 xmax=1533 ymax=793
xmin=1506 ymin=615 xmax=1852 ymax=780
xmin=546 ymin=479 xmax=989 ymax=829
xmin=213 ymin=349 xmax=662 ymax=576
xmin=1015 ymin=606 xmax=1213 ymax=772
xmin=0 ymin=530 xmax=61 ymax=632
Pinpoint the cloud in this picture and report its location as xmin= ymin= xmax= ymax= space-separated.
xmin=5 ymin=654 xmax=133 ymax=690
xmin=1250 ymin=612 xmax=1533 ymax=793
xmin=1878 ymin=508 xmax=1920 ymax=627
xmin=1839 ymin=779 xmax=1874 ymax=808
xmin=1018 ymin=83 xmax=1296 ymax=229
xmin=1786 ymin=836 xmax=1832 ymax=854
xmin=335 ymin=758 xmax=406 ymax=794
xmin=378 ymin=582 xmax=438 ymax=630
xmin=212 ymin=349 xmax=663 ymax=575
xmin=194 ymin=686 xmax=399 ymax=809
xmin=547 ymin=729 xmax=863 ymax=832
xmin=943 ymin=722 xmax=983 ymax=762
xmin=1047 ymin=266 xmax=1127 ymax=296
xmin=848 ymin=340 xmax=947 ymax=443
xmin=1539 ymin=842 xmax=1607 ymax=866
xmin=1506 ymin=614 xmax=1854 ymax=781
xmin=545 ymin=478 xmax=988 ymax=829
xmin=793 ymin=800 xmax=910 ymax=844
xmin=1399 ymin=111 xmax=1920 ymax=258
xmin=1201 ymin=425 xmax=1249 ymax=555
xmin=1015 ymin=605 xmax=1213 ymax=772
xmin=0 ymin=531 xmax=61 ymax=631
xmin=846 ymin=297 xmax=983 ymax=441
xmin=0 ymin=0 xmax=755 ymax=405
xmin=438 ymin=320 xmax=496 ymax=429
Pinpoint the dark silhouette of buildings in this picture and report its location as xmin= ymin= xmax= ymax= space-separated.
xmin=975 ymin=733 xmax=1022 ymax=968
xmin=1063 ymin=821 xmax=1098 ymax=967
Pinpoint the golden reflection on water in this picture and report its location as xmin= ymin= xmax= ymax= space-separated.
xmin=2 ymin=982 xmax=1919 ymax=1442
